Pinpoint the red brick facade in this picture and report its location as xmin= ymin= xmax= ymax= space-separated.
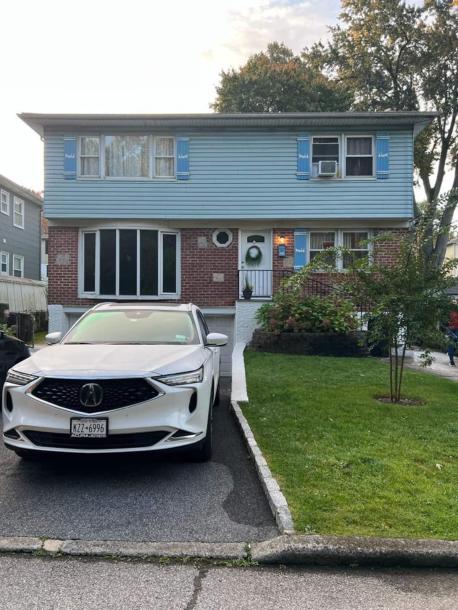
xmin=48 ymin=226 xmax=405 ymax=309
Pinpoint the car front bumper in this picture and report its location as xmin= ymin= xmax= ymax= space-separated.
xmin=2 ymin=376 xmax=211 ymax=454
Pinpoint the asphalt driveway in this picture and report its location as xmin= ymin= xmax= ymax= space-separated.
xmin=0 ymin=380 xmax=277 ymax=543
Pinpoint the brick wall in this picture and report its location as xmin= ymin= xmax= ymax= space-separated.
xmin=48 ymin=226 xmax=406 ymax=309
xmin=48 ymin=226 xmax=239 ymax=308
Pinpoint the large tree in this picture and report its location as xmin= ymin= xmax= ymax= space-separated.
xmin=305 ymin=0 xmax=458 ymax=267
xmin=211 ymin=42 xmax=353 ymax=113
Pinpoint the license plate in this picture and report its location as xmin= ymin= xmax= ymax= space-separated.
xmin=70 ymin=418 xmax=108 ymax=438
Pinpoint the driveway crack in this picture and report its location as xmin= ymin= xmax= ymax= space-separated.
xmin=185 ymin=566 xmax=208 ymax=610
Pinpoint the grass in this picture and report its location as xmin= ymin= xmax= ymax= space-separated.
xmin=33 ymin=330 xmax=47 ymax=345
xmin=243 ymin=351 xmax=458 ymax=540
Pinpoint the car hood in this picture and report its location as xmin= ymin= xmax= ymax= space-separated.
xmin=13 ymin=344 xmax=207 ymax=378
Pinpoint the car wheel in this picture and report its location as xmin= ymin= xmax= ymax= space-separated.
xmin=188 ymin=401 xmax=213 ymax=462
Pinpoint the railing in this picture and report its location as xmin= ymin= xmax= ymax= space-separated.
xmin=238 ymin=269 xmax=293 ymax=298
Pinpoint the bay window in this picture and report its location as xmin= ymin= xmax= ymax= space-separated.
xmin=81 ymin=228 xmax=179 ymax=297
xmin=345 ymin=136 xmax=374 ymax=177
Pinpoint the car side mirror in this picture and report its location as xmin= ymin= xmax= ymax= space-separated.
xmin=206 ymin=332 xmax=228 ymax=347
xmin=45 ymin=331 xmax=62 ymax=345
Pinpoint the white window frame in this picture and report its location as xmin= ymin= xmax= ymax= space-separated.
xmin=79 ymin=225 xmax=181 ymax=299
xmin=308 ymin=229 xmax=372 ymax=271
xmin=12 ymin=254 xmax=24 ymax=278
xmin=78 ymin=136 xmax=101 ymax=178
xmin=311 ymin=135 xmax=341 ymax=179
xmin=343 ymin=135 xmax=375 ymax=179
xmin=78 ymin=136 xmax=176 ymax=181
xmin=0 ymin=251 xmax=9 ymax=275
xmin=13 ymin=197 xmax=24 ymax=229
xmin=153 ymin=136 xmax=176 ymax=179
xmin=0 ymin=189 xmax=10 ymax=215
xmin=341 ymin=230 xmax=371 ymax=269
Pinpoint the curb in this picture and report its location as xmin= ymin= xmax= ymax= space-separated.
xmin=231 ymin=400 xmax=295 ymax=535
xmin=0 ymin=537 xmax=247 ymax=561
xmin=251 ymin=534 xmax=458 ymax=568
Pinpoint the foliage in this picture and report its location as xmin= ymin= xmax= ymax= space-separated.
xmin=244 ymin=351 xmax=458 ymax=539
xmin=211 ymin=42 xmax=353 ymax=113
xmin=307 ymin=0 xmax=458 ymax=266
xmin=256 ymin=288 xmax=357 ymax=335
xmin=334 ymin=230 xmax=458 ymax=401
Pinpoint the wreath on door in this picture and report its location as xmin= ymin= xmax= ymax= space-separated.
xmin=245 ymin=244 xmax=263 ymax=265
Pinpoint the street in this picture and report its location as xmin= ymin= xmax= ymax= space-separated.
xmin=1 ymin=554 xmax=457 ymax=610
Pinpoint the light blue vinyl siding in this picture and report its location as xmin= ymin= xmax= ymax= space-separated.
xmin=44 ymin=128 xmax=413 ymax=220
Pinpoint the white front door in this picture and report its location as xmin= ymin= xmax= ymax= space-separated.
xmin=239 ymin=230 xmax=273 ymax=298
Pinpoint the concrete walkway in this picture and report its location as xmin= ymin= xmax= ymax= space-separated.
xmin=405 ymin=348 xmax=458 ymax=381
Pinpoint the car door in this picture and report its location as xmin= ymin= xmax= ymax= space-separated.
xmin=197 ymin=311 xmax=220 ymax=391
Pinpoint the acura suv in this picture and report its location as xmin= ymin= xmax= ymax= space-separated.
xmin=2 ymin=303 xmax=227 ymax=461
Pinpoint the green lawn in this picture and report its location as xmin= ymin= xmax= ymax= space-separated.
xmin=243 ymin=351 xmax=458 ymax=540
xmin=33 ymin=330 xmax=47 ymax=346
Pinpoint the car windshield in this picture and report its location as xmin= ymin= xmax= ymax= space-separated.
xmin=64 ymin=309 xmax=200 ymax=345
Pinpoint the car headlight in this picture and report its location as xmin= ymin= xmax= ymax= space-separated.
xmin=6 ymin=369 xmax=38 ymax=386
xmin=156 ymin=367 xmax=204 ymax=386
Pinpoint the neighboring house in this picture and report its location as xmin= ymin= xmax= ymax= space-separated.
xmin=445 ymin=238 xmax=458 ymax=277
xmin=20 ymin=112 xmax=435 ymax=374
xmin=41 ymin=213 xmax=49 ymax=281
xmin=0 ymin=174 xmax=42 ymax=281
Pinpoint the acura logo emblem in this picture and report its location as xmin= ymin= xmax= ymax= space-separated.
xmin=80 ymin=383 xmax=103 ymax=408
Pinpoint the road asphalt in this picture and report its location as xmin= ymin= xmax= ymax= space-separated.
xmin=1 ymin=554 xmax=458 ymax=610
xmin=0 ymin=380 xmax=277 ymax=543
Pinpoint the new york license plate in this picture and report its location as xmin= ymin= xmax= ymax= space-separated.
xmin=70 ymin=418 xmax=108 ymax=438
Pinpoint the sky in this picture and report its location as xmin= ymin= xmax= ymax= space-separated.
xmin=0 ymin=0 xmax=341 ymax=191
xmin=0 ymin=0 xmax=446 ymax=198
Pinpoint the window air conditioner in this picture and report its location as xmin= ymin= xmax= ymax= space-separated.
xmin=318 ymin=160 xmax=337 ymax=177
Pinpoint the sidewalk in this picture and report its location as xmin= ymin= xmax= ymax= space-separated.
xmin=404 ymin=348 xmax=458 ymax=381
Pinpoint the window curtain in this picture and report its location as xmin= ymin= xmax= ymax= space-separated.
xmin=105 ymin=136 xmax=149 ymax=177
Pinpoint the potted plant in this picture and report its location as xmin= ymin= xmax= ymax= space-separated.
xmin=242 ymin=278 xmax=253 ymax=300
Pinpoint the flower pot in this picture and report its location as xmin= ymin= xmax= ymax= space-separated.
xmin=242 ymin=288 xmax=253 ymax=300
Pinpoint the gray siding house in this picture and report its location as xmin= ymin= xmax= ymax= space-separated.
xmin=0 ymin=174 xmax=42 ymax=280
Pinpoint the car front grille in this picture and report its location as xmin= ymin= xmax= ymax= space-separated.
xmin=31 ymin=377 xmax=159 ymax=413
xmin=22 ymin=430 xmax=169 ymax=450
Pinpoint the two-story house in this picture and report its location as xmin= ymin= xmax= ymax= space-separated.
xmin=0 ymin=174 xmax=42 ymax=281
xmin=20 ymin=112 xmax=435 ymax=374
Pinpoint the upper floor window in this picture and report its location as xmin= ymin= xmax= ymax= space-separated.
xmin=345 ymin=136 xmax=374 ymax=177
xmin=1 ymin=189 xmax=10 ymax=215
xmin=105 ymin=136 xmax=149 ymax=178
xmin=81 ymin=228 xmax=179 ymax=298
xmin=13 ymin=197 xmax=24 ymax=229
xmin=312 ymin=137 xmax=339 ymax=178
xmin=80 ymin=137 xmax=100 ymax=177
xmin=154 ymin=137 xmax=175 ymax=177
xmin=0 ymin=251 xmax=9 ymax=275
xmin=78 ymin=136 xmax=176 ymax=179
xmin=12 ymin=254 xmax=24 ymax=278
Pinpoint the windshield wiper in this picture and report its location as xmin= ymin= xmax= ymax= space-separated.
xmin=65 ymin=341 xmax=94 ymax=345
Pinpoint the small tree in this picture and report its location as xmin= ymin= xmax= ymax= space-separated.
xmin=340 ymin=231 xmax=457 ymax=402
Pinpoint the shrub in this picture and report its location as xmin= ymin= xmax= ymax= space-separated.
xmin=256 ymin=293 xmax=357 ymax=334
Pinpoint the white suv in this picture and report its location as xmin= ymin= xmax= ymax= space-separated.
xmin=2 ymin=303 xmax=227 ymax=461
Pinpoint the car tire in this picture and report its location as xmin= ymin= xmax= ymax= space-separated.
xmin=188 ymin=401 xmax=213 ymax=462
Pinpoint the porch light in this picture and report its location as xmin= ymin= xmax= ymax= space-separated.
xmin=278 ymin=234 xmax=286 ymax=257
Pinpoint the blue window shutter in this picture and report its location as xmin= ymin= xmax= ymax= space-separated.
xmin=376 ymin=134 xmax=390 ymax=180
xmin=63 ymin=137 xmax=77 ymax=180
xmin=294 ymin=230 xmax=309 ymax=270
xmin=176 ymin=137 xmax=190 ymax=180
xmin=297 ymin=136 xmax=311 ymax=180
